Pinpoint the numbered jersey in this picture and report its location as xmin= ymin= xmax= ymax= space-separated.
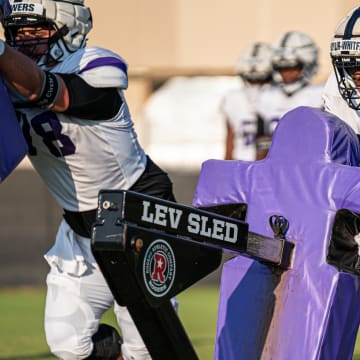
xmin=323 ymin=71 xmax=360 ymax=135
xmin=220 ymin=86 xmax=262 ymax=161
xmin=15 ymin=47 xmax=147 ymax=212
xmin=258 ymin=83 xmax=324 ymax=135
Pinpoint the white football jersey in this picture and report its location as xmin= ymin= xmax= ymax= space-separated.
xmin=220 ymin=85 xmax=263 ymax=161
xmin=323 ymin=71 xmax=360 ymax=134
xmin=258 ymin=82 xmax=325 ymax=134
xmin=15 ymin=47 xmax=147 ymax=212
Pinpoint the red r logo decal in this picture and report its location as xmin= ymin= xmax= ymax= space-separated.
xmin=151 ymin=253 xmax=167 ymax=283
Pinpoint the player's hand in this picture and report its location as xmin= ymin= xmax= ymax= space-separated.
xmin=0 ymin=0 xmax=11 ymax=23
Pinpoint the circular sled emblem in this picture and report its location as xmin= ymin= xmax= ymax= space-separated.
xmin=143 ymin=239 xmax=176 ymax=297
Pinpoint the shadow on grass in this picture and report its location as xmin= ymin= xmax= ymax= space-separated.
xmin=353 ymin=355 xmax=360 ymax=360
xmin=0 ymin=353 xmax=54 ymax=360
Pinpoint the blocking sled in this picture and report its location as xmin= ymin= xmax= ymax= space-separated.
xmin=92 ymin=106 xmax=360 ymax=359
xmin=193 ymin=106 xmax=360 ymax=360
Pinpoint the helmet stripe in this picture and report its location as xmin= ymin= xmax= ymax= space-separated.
xmin=344 ymin=7 xmax=360 ymax=39
xmin=280 ymin=32 xmax=291 ymax=47
xmin=252 ymin=43 xmax=260 ymax=57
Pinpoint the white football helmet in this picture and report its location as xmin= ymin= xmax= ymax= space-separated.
xmin=235 ymin=42 xmax=273 ymax=84
xmin=272 ymin=31 xmax=319 ymax=95
xmin=3 ymin=0 xmax=92 ymax=68
xmin=330 ymin=6 xmax=360 ymax=110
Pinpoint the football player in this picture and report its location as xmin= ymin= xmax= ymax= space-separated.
xmin=257 ymin=31 xmax=324 ymax=149
xmin=0 ymin=0 xmax=176 ymax=359
xmin=221 ymin=42 xmax=273 ymax=161
xmin=323 ymin=6 xmax=360 ymax=138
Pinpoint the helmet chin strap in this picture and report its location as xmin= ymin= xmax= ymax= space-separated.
xmin=49 ymin=41 xmax=65 ymax=60
xmin=37 ymin=25 xmax=73 ymax=69
xmin=36 ymin=41 xmax=65 ymax=69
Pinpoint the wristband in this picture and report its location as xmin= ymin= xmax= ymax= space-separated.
xmin=35 ymin=71 xmax=60 ymax=108
xmin=0 ymin=39 xmax=5 ymax=57
xmin=13 ymin=71 xmax=60 ymax=109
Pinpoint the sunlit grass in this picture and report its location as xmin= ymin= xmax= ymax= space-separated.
xmin=0 ymin=285 xmax=218 ymax=360
xmin=0 ymin=285 xmax=359 ymax=360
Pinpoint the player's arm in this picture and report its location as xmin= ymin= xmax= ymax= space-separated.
xmin=225 ymin=120 xmax=234 ymax=160
xmin=0 ymin=40 xmax=70 ymax=111
xmin=0 ymin=40 xmax=122 ymax=119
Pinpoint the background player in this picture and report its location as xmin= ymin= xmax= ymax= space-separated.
xmin=0 ymin=0 xmax=176 ymax=358
xmin=323 ymin=5 xmax=360 ymax=140
xmin=257 ymin=31 xmax=324 ymax=156
xmin=221 ymin=42 xmax=274 ymax=161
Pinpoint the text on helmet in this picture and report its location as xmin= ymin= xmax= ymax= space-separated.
xmin=331 ymin=40 xmax=360 ymax=52
xmin=11 ymin=3 xmax=44 ymax=16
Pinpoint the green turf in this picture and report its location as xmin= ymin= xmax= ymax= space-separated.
xmin=0 ymin=285 xmax=359 ymax=360
xmin=177 ymin=285 xmax=219 ymax=358
xmin=0 ymin=288 xmax=50 ymax=360
xmin=0 ymin=285 xmax=219 ymax=360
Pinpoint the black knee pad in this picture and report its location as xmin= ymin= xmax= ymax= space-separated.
xmin=86 ymin=324 xmax=122 ymax=360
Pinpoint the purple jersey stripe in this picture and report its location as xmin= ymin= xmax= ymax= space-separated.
xmin=79 ymin=57 xmax=128 ymax=75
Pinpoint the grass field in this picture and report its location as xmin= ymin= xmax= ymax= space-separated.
xmin=0 ymin=285 xmax=219 ymax=360
xmin=0 ymin=285 xmax=359 ymax=360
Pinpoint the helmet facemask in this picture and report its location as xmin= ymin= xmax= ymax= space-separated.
xmin=272 ymin=60 xmax=306 ymax=96
xmin=241 ymin=71 xmax=273 ymax=85
xmin=4 ymin=14 xmax=70 ymax=68
xmin=332 ymin=55 xmax=360 ymax=110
